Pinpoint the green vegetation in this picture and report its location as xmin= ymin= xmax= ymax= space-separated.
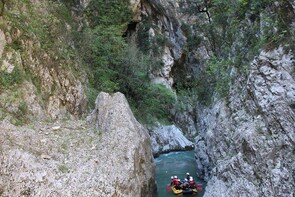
xmin=58 ymin=164 xmax=69 ymax=173
xmin=0 ymin=0 xmax=175 ymax=125
xmin=2 ymin=0 xmax=291 ymax=125
xmin=82 ymin=0 xmax=175 ymax=124
xmin=177 ymin=0 xmax=294 ymax=104
xmin=206 ymin=56 xmax=231 ymax=98
xmin=0 ymin=0 xmax=78 ymax=90
xmin=0 ymin=89 xmax=29 ymax=125
xmin=0 ymin=66 xmax=24 ymax=88
xmin=0 ymin=0 xmax=81 ymax=123
xmin=0 ymin=0 xmax=5 ymax=16
xmin=137 ymin=15 xmax=175 ymax=58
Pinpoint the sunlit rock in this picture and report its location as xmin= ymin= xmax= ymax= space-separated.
xmin=149 ymin=124 xmax=194 ymax=156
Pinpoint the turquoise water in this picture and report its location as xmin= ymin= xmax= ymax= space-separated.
xmin=155 ymin=151 xmax=206 ymax=197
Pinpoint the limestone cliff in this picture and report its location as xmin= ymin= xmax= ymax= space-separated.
xmin=195 ymin=47 xmax=295 ymax=197
xmin=188 ymin=1 xmax=295 ymax=196
xmin=139 ymin=0 xmax=186 ymax=89
xmin=133 ymin=0 xmax=198 ymax=137
xmin=0 ymin=92 xmax=156 ymax=196
xmin=0 ymin=1 xmax=159 ymax=196
xmin=1 ymin=0 xmax=294 ymax=196
xmin=133 ymin=0 xmax=295 ymax=196
xmin=0 ymin=0 xmax=87 ymax=122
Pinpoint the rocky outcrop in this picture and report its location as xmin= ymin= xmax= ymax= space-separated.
xmin=87 ymin=92 xmax=156 ymax=196
xmin=139 ymin=0 xmax=186 ymax=89
xmin=0 ymin=0 xmax=87 ymax=121
xmin=0 ymin=30 xmax=6 ymax=57
xmin=0 ymin=92 xmax=156 ymax=196
xmin=130 ymin=0 xmax=142 ymax=21
xmin=195 ymin=47 xmax=295 ymax=197
xmin=149 ymin=124 xmax=194 ymax=156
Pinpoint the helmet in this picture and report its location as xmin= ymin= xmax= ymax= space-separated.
xmin=186 ymin=172 xmax=190 ymax=175
xmin=184 ymin=178 xmax=188 ymax=181
xmin=190 ymin=177 xmax=193 ymax=181
xmin=174 ymin=176 xmax=177 ymax=179
xmin=171 ymin=176 xmax=174 ymax=179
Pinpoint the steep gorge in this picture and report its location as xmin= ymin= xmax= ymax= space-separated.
xmin=132 ymin=0 xmax=295 ymax=196
xmin=0 ymin=0 xmax=295 ymax=196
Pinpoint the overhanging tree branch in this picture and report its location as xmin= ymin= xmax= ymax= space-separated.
xmin=197 ymin=4 xmax=211 ymax=23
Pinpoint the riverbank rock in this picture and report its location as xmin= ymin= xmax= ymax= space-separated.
xmin=149 ymin=125 xmax=194 ymax=156
xmin=0 ymin=92 xmax=156 ymax=196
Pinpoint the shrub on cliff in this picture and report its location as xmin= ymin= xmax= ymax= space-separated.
xmin=83 ymin=0 xmax=175 ymax=124
xmin=178 ymin=0 xmax=293 ymax=103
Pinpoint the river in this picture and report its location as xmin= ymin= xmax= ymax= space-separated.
xmin=155 ymin=151 xmax=206 ymax=197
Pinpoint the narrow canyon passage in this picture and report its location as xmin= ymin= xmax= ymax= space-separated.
xmin=155 ymin=151 xmax=206 ymax=197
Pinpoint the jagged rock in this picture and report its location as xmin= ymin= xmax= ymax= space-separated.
xmin=152 ymin=47 xmax=175 ymax=88
xmin=196 ymin=47 xmax=295 ymax=197
xmin=87 ymin=92 xmax=156 ymax=196
xmin=0 ymin=92 xmax=156 ymax=196
xmin=149 ymin=124 xmax=194 ymax=156
xmin=173 ymin=104 xmax=198 ymax=139
xmin=130 ymin=0 xmax=142 ymax=21
xmin=141 ymin=0 xmax=186 ymax=89
xmin=0 ymin=30 xmax=6 ymax=57
xmin=21 ymin=81 xmax=46 ymax=119
xmin=0 ymin=0 xmax=87 ymax=120
xmin=51 ymin=125 xmax=61 ymax=131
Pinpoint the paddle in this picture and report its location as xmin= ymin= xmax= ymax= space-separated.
xmin=196 ymin=182 xmax=203 ymax=191
xmin=166 ymin=185 xmax=171 ymax=191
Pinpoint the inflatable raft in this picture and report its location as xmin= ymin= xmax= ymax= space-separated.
xmin=171 ymin=186 xmax=197 ymax=195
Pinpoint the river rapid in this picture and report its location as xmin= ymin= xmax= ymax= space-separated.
xmin=155 ymin=151 xmax=206 ymax=197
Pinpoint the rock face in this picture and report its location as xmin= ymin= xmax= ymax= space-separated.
xmin=149 ymin=125 xmax=194 ymax=156
xmin=195 ymin=47 xmax=295 ymax=197
xmin=87 ymin=92 xmax=156 ymax=196
xmin=139 ymin=0 xmax=186 ymax=89
xmin=0 ymin=92 xmax=156 ymax=196
xmin=0 ymin=30 xmax=6 ymax=57
xmin=0 ymin=0 xmax=87 ymax=121
xmin=134 ymin=0 xmax=199 ymax=137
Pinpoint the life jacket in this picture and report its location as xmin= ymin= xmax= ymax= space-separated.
xmin=189 ymin=180 xmax=195 ymax=187
xmin=174 ymin=180 xmax=180 ymax=187
xmin=170 ymin=180 xmax=173 ymax=186
xmin=172 ymin=178 xmax=178 ymax=185
xmin=184 ymin=181 xmax=189 ymax=188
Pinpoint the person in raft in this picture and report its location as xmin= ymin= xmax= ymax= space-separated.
xmin=171 ymin=176 xmax=178 ymax=185
xmin=189 ymin=177 xmax=196 ymax=188
xmin=181 ymin=178 xmax=190 ymax=190
xmin=171 ymin=176 xmax=182 ymax=189
xmin=175 ymin=179 xmax=182 ymax=189
xmin=170 ymin=176 xmax=174 ymax=186
xmin=186 ymin=172 xmax=191 ymax=180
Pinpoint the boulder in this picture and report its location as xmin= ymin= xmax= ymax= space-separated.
xmin=149 ymin=124 xmax=194 ymax=156
xmin=87 ymin=92 xmax=156 ymax=196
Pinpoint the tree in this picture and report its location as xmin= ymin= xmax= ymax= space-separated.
xmin=180 ymin=0 xmax=212 ymax=23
